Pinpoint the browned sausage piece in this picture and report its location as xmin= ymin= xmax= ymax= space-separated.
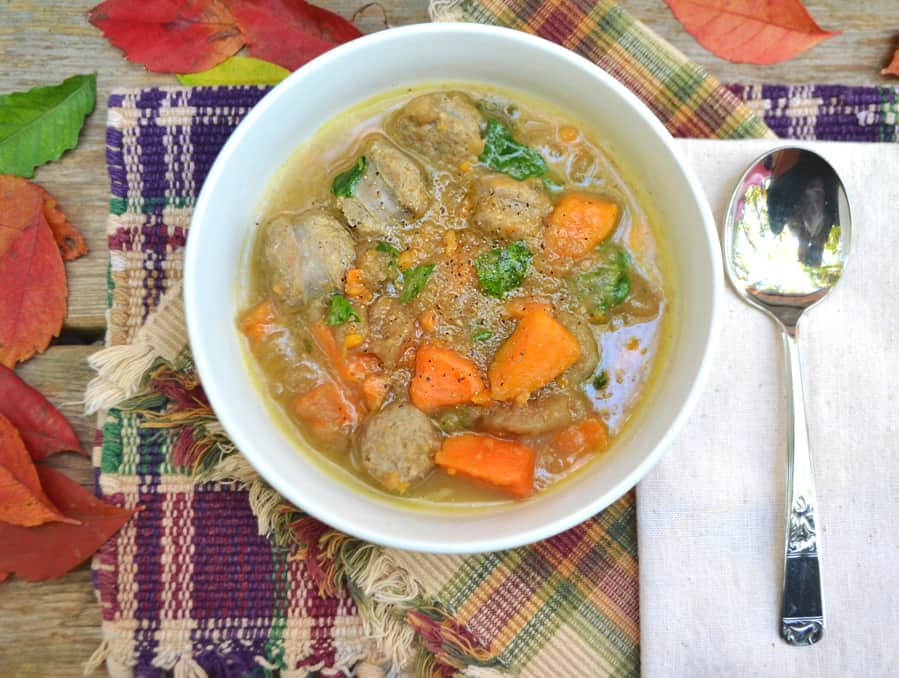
xmin=472 ymin=174 xmax=551 ymax=244
xmin=557 ymin=311 xmax=600 ymax=385
xmin=358 ymin=402 xmax=441 ymax=492
xmin=366 ymin=295 xmax=417 ymax=368
xmin=387 ymin=92 xmax=484 ymax=168
xmin=339 ymin=136 xmax=430 ymax=238
xmin=482 ymin=390 xmax=591 ymax=436
xmin=261 ymin=209 xmax=355 ymax=310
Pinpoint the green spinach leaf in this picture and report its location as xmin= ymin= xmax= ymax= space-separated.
xmin=400 ymin=264 xmax=435 ymax=303
xmin=331 ymin=156 xmax=366 ymax=197
xmin=472 ymin=328 xmax=493 ymax=342
xmin=542 ymin=175 xmax=565 ymax=192
xmin=375 ymin=241 xmax=400 ymax=259
xmin=479 ymin=119 xmax=548 ymax=181
xmin=593 ymin=370 xmax=609 ymax=390
xmin=326 ymin=294 xmax=361 ymax=326
xmin=570 ymin=244 xmax=632 ymax=316
xmin=475 ymin=241 xmax=533 ymax=298
xmin=376 ymin=240 xmax=401 ymax=276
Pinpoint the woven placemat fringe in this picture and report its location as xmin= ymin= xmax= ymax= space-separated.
xmin=85 ymin=282 xmax=186 ymax=415
xmin=429 ymin=0 xmax=467 ymax=21
xmin=171 ymin=655 xmax=206 ymax=678
xmin=83 ymin=639 xmax=110 ymax=677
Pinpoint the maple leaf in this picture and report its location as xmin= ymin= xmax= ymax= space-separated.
xmin=226 ymin=0 xmax=362 ymax=71
xmin=88 ymin=0 xmax=245 ymax=73
xmin=0 ymin=192 xmax=67 ymax=367
xmin=663 ymin=0 xmax=839 ymax=65
xmin=882 ymin=44 xmax=899 ymax=77
xmin=0 ymin=366 xmax=83 ymax=459
xmin=0 ymin=466 xmax=135 ymax=582
xmin=0 ymin=413 xmax=75 ymax=527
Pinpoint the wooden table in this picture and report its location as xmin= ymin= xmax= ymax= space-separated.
xmin=1 ymin=1 xmax=895 ymax=674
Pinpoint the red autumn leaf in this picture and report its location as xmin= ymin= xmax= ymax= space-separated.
xmin=882 ymin=44 xmax=899 ymax=77
xmin=663 ymin=0 xmax=839 ymax=65
xmin=0 ymin=175 xmax=44 ymax=258
xmin=88 ymin=0 xmax=245 ymax=73
xmin=0 ymin=466 xmax=135 ymax=582
xmin=226 ymin=0 xmax=361 ymax=71
xmin=0 ymin=413 xmax=74 ymax=526
xmin=0 ymin=366 xmax=82 ymax=459
xmin=0 ymin=196 xmax=67 ymax=367
xmin=37 ymin=190 xmax=88 ymax=261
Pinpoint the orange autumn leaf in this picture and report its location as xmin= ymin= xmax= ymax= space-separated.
xmin=0 ymin=466 xmax=66 ymax=527
xmin=0 ymin=413 xmax=75 ymax=527
xmin=0 ymin=194 xmax=67 ymax=367
xmin=88 ymin=0 xmax=245 ymax=73
xmin=663 ymin=0 xmax=839 ymax=65
xmin=0 ymin=174 xmax=44 ymax=258
xmin=37 ymin=188 xmax=88 ymax=261
xmin=0 ymin=175 xmax=86 ymax=261
xmin=882 ymin=44 xmax=899 ymax=77
xmin=0 ymin=466 xmax=135 ymax=582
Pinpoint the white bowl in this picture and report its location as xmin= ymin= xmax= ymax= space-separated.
xmin=185 ymin=23 xmax=720 ymax=554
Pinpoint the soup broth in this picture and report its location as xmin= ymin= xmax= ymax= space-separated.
xmin=239 ymin=84 xmax=668 ymax=505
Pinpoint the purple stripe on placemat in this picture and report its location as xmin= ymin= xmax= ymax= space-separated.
xmin=186 ymin=87 xmax=269 ymax=193
xmin=727 ymin=83 xmax=899 ymax=142
xmin=190 ymin=486 xmax=277 ymax=620
xmin=106 ymin=126 xmax=127 ymax=201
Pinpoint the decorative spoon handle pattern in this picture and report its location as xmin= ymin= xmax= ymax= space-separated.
xmin=779 ymin=331 xmax=824 ymax=645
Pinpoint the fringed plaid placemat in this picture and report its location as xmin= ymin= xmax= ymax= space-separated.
xmin=83 ymin=2 xmax=899 ymax=676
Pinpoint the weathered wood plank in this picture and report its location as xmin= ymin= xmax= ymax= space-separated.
xmin=0 ymin=569 xmax=102 ymax=677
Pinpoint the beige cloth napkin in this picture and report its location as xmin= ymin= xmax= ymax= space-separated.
xmin=639 ymin=139 xmax=899 ymax=676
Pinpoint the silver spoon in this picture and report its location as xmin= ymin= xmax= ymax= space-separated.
xmin=723 ymin=147 xmax=850 ymax=646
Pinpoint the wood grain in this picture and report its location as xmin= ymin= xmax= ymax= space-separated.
xmin=0 ymin=1 xmax=895 ymax=675
xmin=0 ymin=569 xmax=102 ymax=677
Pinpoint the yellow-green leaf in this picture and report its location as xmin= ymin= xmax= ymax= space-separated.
xmin=176 ymin=57 xmax=290 ymax=86
xmin=0 ymin=74 xmax=96 ymax=179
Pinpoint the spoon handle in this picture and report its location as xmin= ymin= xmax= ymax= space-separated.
xmin=780 ymin=330 xmax=825 ymax=645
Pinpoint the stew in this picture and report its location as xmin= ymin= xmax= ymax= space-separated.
xmin=239 ymin=86 xmax=667 ymax=504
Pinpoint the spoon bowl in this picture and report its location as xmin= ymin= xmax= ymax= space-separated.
xmin=723 ymin=146 xmax=850 ymax=646
xmin=725 ymin=147 xmax=850 ymax=333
